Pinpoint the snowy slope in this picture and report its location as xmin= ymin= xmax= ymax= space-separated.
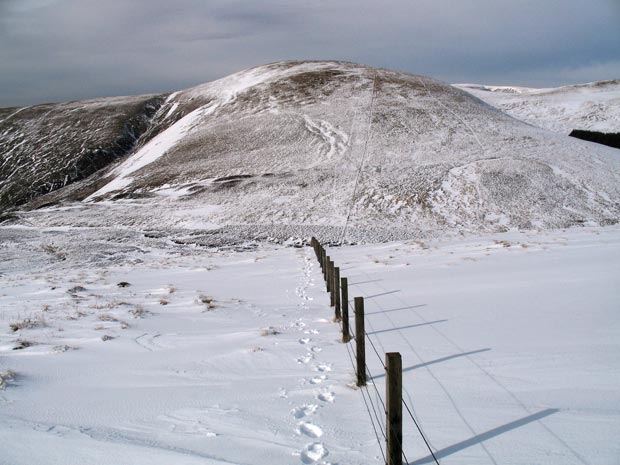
xmin=455 ymin=80 xmax=620 ymax=134
xmin=1 ymin=224 xmax=618 ymax=464
xmin=6 ymin=61 xmax=616 ymax=243
xmin=3 ymin=62 xmax=620 ymax=242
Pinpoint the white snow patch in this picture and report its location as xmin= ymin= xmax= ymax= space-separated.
xmin=86 ymin=106 xmax=207 ymax=200
xmin=303 ymin=115 xmax=349 ymax=159
xmin=164 ymin=91 xmax=180 ymax=103
xmin=164 ymin=102 xmax=179 ymax=119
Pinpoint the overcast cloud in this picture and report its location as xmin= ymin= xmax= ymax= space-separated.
xmin=1 ymin=0 xmax=619 ymax=106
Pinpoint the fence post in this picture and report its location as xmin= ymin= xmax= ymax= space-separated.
xmin=341 ymin=277 xmax=351 ymax=342
xmin=330 ymin=263 xmax=337 ymax=307
xmin=319 ymin=246 xmax=325 ymax=270
xmin=324 ymin=255 xmax=330 ymax=285
xmin=386 ymin=352 xmax=403 ymax=465
xmin=333 ymin=267 xmax=341 ymax=320
xmin=327 ymin=259 xmax=333 ymax=293
xmin=354 ymin=297 xmax=366 ymax=386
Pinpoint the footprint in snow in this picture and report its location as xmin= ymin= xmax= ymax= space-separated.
xmin=309 ymin=375 xmax=326 ymax=385
xmin=314 ymin=363 xmax=332 ymax=372
xmin=301 ymin=442 xmax=328 ymax=464
xmin=296 ymin=354 xmax=313 ymax=364
xmin=310 ymin=346 xmax=322 ymax=353
xmin=297 ymin=422 xmax=323 ymax=438
xmin=299 ymin=337 xmax=311 ymax=345
xmin=317 ymin=389 xmax=335 ymax=403
xmin=291 ymin=404 xmax=318 ymax=419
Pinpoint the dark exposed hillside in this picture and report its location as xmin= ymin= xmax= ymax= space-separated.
xmin=0 ymin=94 xmax=166 ymax=212
xmin=569 ymin=130 xmax=620 ymax=150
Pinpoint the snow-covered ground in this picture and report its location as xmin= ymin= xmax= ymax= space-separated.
xmin=1 ymin=224 xmax=618 ymax=464
xmin=456 ymin=81 xmax=620 ymax=134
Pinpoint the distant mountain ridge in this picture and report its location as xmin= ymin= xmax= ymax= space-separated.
xmin=456 ymin=80 xmax=620 ymax=134
xmin=1 ymin=61 xmax=619 ymax=242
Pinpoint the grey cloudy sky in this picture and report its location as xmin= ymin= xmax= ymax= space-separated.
xmin=1 ymin=0 xmax=619 ymax=106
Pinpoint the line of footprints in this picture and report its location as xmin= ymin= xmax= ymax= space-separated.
xmin=288 ymin=252 xmax=334 ymax=464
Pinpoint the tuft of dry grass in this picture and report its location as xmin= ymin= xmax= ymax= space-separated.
xmin=13 ymin=340 xmax=35 ymax=350
xmin=90 ymin=300 xmax=131 ymax=310
xmin=101 ymin=334 xmax=115 ymax=342
xmin=159 ymin=298 xmax=168 ymax=306
xmin=0 ymin=369 xmax=17 ymax=389
xmin=198 ymin=294 xmax=217 ymax=310
xmin=67 ymin=285 xmax=86 ymax=294
xmin=53 ymin=345 xmax=77 ymax=353
xmin=129 ymin=305 xmax=148 ymax=318
xmin=10 ymin=315 xmax=47 ymax=332
xmin=260 ymin=327 xmax=281 ymax=336
xmin=97 ymin=313 xmax=129 ymax=329
xmin=41 ymin=244 xmax=67 ymax=261
xmin=66 ymin=309 xmax=88 ymax=321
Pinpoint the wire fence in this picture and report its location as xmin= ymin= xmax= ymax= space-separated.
xmin=345 ymin=298 xmax=437 ymax=465
xmin=312 ymin=237 xmax=441 ymax=465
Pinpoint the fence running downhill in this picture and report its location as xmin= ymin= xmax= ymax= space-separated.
xmin=310 ymin=237 xmax=441 ymax=465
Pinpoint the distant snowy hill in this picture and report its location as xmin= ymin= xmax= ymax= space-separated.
xmin=2 ymin=62 xmax=619 ymax=242
xmin=455 ymin=80 xmax=620 ymax=134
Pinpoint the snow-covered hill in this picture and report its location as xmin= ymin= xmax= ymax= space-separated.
xmin=2 ymin=62 xmax=620 ymax=242
xmin=455 ymin=80 xmax=620 ymax=134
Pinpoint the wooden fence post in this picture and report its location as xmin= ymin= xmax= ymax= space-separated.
xmin=327 ymin=259 xmax=333 ymax=293
xmin=324 ymin=255 xmax=330 ymax=285
xmin=354 ymin=297 xmax=366 ymax=386
xmin=386 ymin=352 xmax=403 ymax=465
xmin=341 ymin=277 xmax=351 ymax=342
xmin=330 ymin=262 xmax=337 ymax=307
xmin=333 ymin=266 xmax=341 ymax=320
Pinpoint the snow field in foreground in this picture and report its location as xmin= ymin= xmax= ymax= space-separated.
xmin=325 ymin=227 xmax=620 ymax=465
xmin=0 ymin=241 xmax=375 ymax=465
xmin=0 ymin=225 xmax=619 ymax=464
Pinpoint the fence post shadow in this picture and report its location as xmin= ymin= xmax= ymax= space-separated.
xmin=367 ymin=319 xmax=448 ymax=335
xmin=407 ymin=408 xmax=559 ymax=465
xmin=370 ymin=348 xmax=491 ymax=379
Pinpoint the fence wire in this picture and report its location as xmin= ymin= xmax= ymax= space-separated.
xmin=313 ymin=242 xmax=440 ymax=465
